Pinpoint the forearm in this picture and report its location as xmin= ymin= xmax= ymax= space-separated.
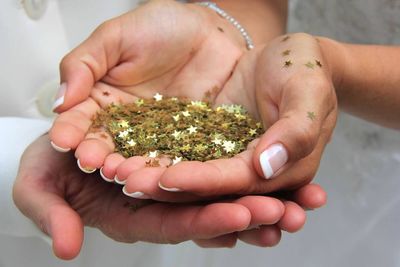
xmin=190 ymin=0 xmax=288 ymax=46
xmin=320 ymin=38 xmax=400 ymax=129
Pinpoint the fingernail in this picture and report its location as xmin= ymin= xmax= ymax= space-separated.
xmin=259 ymin=143 xmax=288 ymax=179
xmin=158 ymin=181 xmax=182 ymax=192
xmin=50 ymin=141 xmax=71 ymax=153
xmin=77 ymin=159 xmax=97 ymax=174
xmin=122 ymin=187 xmax=150 ymax=199
xmin=114 ymin=175 xmax=126 ymax=185
xmin=100 ymin=167 xmax=114 ymax=183
xmin=52 ymin=83 xmax=67 ymax=111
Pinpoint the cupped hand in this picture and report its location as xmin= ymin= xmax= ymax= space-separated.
xmin=13 ymin=134 xmax=326 ymax=260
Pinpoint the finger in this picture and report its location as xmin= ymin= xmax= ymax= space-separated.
xmin=193 ymin=234 xmax=238 ymax=248
xmin=123 ymin=202 xmax=251 ymax=244
xmin=54 ymin=19 xmax=123 ymax=112
xmin=13 ymin=183 xmax=83 ymax=260
xmin=233 ymin=196 xmax=285 ymax=227
xmin=291 ymin=183 xmax=327 ymax=210
xmin=238 ymin=225 xmax=282 ymax=247
xmin=158 ymin=149 xmax=259 ymax=196
xmin=122 ymin=166 xmax=200 ymax=202
xmin=101 ymin=153 xmax=126 ymax=183
xmin=277 ymin=201 xmax=306 ymax=233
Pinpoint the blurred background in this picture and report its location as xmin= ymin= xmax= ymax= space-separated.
xmin=1 ymin=0 xmax=399 ymax=266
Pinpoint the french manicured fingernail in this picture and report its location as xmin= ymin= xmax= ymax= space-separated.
xmin=52 ymin=83 xmax=67 ymax=111
xmin=158 ymin=181 xmax=182 ymax=192
xmin=77 ymin=159 xmax=97 ymax=174
xmin=122 ymin=187 xmax=150 ymax=199
xmin=100 ymin=167 xmax=114 ymax=183
xmin=259 ymin=143 xmax=288 ymax=179
xmin=114 ymin=175 xmax=126 ymax=185
xmin=50 ymin=141 xmax=71 ymax=153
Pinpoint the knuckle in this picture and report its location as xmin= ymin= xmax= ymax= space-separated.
xmin=292 ymin=126 xmax=319 ymax=158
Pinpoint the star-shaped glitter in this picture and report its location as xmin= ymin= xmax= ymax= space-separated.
xmin=212 ymin=137 xmax=223 ymax=145
xmin=172 ymin=130 xmax=183 ymax=139
xmin=172 ymin=156 xmax=182 ymax=165
xmin=190 ymin=101 xmax=207 ymax=109
xmin=171 ymin=97 xmax=178 ymax=101
xmin=153 ymin=93 xmax=163 ymax=101
xmin=187 ymin=125 xmax=197 ymax=134
xmin=282 ymin=49 xmax=291 ymax=56
xmin=181 ymin=111 xmax=191 ymax=117
xmin=305 ymin=62 xmax=315 ymax=69
xmin=135 ymin=99 xmax=144 ymax=106
xmin=235 ymin=113 xmax=246 ymax=120
xmin=118 ymin=130 xmax=129 ymax=138
xmin=172 ymin=114 xmax=180 ymax=121
xmin=249 ymin=129 xmax=257 ymax=136
xmin=307 ymin=111 xmax=316 ymax=121
xmin=147 ymin=133 xmax=157 ymax=139
xmin=127 ymin=140 xmax=137 ymax=147
xmin=118 ymin=120 xmax=130 ymax=128
xmin=315 ymin=60 xmax=323 ymax=67
xmin=284 ymin=60 xmax=293 ymax=68
xmin=222 ymin=141 xmax=236 ymax=153
xmin=181 ymin=144 xmax=191 ymax=152
xmin=194 ymin=144 xmax=207 ymax=152
xmin=148 ymin=151 xmax=158 ymax=158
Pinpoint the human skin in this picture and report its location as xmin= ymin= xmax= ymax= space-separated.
xmin=13 ymin=134 xmax=326 ymax=260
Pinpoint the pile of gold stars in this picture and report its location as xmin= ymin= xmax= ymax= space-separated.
xmin=91 ymin=94 xmax=263 ymax=164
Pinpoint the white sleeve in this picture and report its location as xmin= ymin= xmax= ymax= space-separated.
xmin=0 ymin=117 xmax=52 ymax=243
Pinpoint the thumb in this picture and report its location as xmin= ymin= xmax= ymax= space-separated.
xmin=53 ymin=20 xmax=122 ymax=113
xmin=13 ymin=185 xmax=84 ymax=260
xmin=254 ymin=76 xmax=332 ymax=179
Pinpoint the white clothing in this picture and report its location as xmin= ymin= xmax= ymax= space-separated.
xmin=1 ymin=0 xmax=400 ymax=266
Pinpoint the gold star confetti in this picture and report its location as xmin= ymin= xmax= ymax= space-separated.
xmin=307 ymin=111 xmax=316 ymax=121
xmin=153 ymin=93 xmax=163 ymax=101
xmin=315 ymin=60 xmax=322 ymax=67
xmin=172 ymin=156 xmax=182 ymax=165
xmin=222 ymin=141 xmax=236 ymax=153
xmin=284 ymin=60 xmax=293 ymax=68
xmin=182 ymin=110 xmax=191 ymax=117
xmin=172 ymin=114 xmax=180 ymax=121
xmin=305 ymin=62 xmax=315 ymax=69
xmin=119 ymin=130 xmax=129 ymax=138
xmin=282 ymin=49 xmax=291 ymax=56
xmin=249 ymin=129 xmax=257 ymax=136
xmin=118 ymin=120 xmax=130 ymax=128
xmin=136 ymin=99 xmax=144 ymax=106
xmin=148 ymin=151 xmax=158 ymax=158
xmin=172 ymin=130 xmax=183 ymax=140
xmin=91 ymin=97 xmax=263 ymax=162
xmin=127 ymin=140 xmax=137 ymax=147
xmin=187 ymin=125 xmax=197 ymax=134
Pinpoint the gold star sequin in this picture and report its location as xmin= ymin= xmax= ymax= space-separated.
xmin=190 ymin=101 xmax=207 ymax=109
xmin=194 ymin=144 xmax=207 ymax=153
xmin=212 ymin=137 xmax=222 ymax=145
xmin=136 ymin=99 xmax=144 ymax=106
xmin=153 ymin=93 xmax=163 ymax=101
xmin=118 ymin=130 xmax=129 ymax=138
xmin=118 ymin=120 xmax=130 ymax=128
xmin=235 ymin=113 xmax=246 ymax=120
xmin=172 ymin=114 xmax=180 ymax=121
xmin=182 ymin=111 xmax=191 ymax=117
xmin=148 ymin=151 xmax=158 ymax=158
xmin=249 ymin=129 xmax=257 ymax=136
xmin=307 ymin=111 xmax=316 ymax=121
xmin=284 ymin=60 xmax=293 ymax=68
xmin=181 ymin=144 xmax=191 ymax=152
xmin=172 ymin=156 xmax=182 ymax=165
xmin=127 ymin=140 xmax=137 ymax=147
xmin=187 ymin=125 xmax=197 ymax=134
xmin=282 ymin=49 xmax=291 ymax=56
xmin=305 ymin=62 xmax=315 ymax=69
xmin=222 ymin=141 xmax=236 ymax=153
xmin=315 ymin=60 xmax=322 ymax=67
xmin=172 ymin=130 xmax=183 ymax=140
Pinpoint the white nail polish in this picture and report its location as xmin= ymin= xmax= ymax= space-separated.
xmin=114 ymin=175 xmax=126 ymax=185
xmin=259 ymin=143 xmax=288 ymax=179
xmin=77 ymin=159 xmax=97 ymax=174
xmin=122 ymin=187 xmax=150 ymax=199
xmin=100 ymin=167 xmax=114 ymax=183
xmin=50 ymin=141 xmax=71 ymax=153
xmin=52 ymin=83 xmax=67 ymax=111
xmin=158 ymin=181 xmax=182 ymax=192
